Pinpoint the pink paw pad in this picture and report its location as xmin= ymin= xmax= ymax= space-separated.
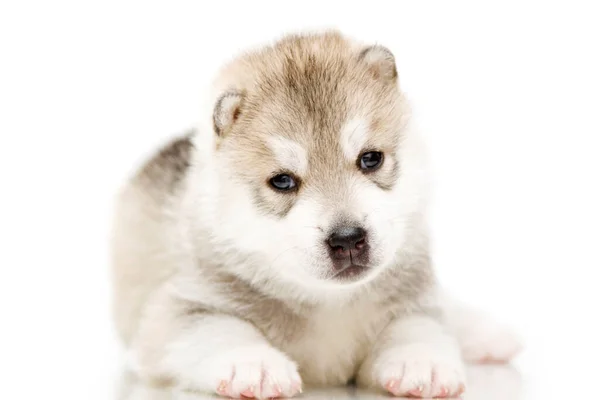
xmin=407 ymin=386 xmax=424 ymax=397
xmin=240 ymin=386 xmax=256 ymax=398
xmin=437 ymin=386 xmax=449 ymax=398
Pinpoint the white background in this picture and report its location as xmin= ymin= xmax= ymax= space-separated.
xmin=1 ymin=2 xmax=599 ymax=399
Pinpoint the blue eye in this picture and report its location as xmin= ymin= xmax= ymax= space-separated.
xmin=269 ymin=174 xmax=298 ymax=192
xmin=359 ymin=151 xmax=384 ymax=171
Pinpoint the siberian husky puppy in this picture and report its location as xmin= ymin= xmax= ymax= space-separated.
xmin=111 ymin=31 xmax=520 ymax=399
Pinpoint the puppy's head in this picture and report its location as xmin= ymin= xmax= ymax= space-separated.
xmin=196 ymin=32 xmax=427 ymax=297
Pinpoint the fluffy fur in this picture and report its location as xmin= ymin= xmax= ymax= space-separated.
xmin=111 ymin=31 xmax=520 ymax=399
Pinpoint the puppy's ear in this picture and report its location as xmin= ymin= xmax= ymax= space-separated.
xmin=359 ymin=45 xmax=398 ymax=81
xmin=213 ymin=90 xmax=244 ymax=136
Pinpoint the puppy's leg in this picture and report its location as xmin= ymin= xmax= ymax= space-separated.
xmin=128 ymin=294 xmax=301 ymax=399
xmin=441 ymin=292 xmax=522 ymax=363
xmin=357 ymin=314 xmax=466 ymax=398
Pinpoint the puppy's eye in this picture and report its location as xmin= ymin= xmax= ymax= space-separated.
xmin=358 ymin=151 xmax=384 ymax=171
xmin=269 ymin=174 xmax=298 ymax=192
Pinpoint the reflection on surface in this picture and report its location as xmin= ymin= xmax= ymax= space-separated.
xmin=119 ymin=365 xmax=522 ymax=400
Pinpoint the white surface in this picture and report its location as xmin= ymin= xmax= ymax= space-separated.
xmin=120 ymin=365 xmax=523 ymax=400
xmin=1 ymin=2 xmax=599 ymax=399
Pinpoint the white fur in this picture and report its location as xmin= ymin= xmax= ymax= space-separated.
xmin=340 ymin=118 xmax=369 ymax=161
xmin=267 ymin=136 xmax=308 ymax=175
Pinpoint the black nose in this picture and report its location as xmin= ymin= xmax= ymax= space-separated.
xmin=327 ymin=226 xmax=366 ymax=251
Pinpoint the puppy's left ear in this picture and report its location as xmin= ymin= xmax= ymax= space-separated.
xmin=359 ymin=45 xmax=398 ymax=81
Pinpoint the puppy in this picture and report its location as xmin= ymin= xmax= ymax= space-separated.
xmin=111 ymin=30 xmax=520 ymax=399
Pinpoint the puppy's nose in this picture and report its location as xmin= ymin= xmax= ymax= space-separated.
xmin=327 ymin=226 xmax=366 ymax=253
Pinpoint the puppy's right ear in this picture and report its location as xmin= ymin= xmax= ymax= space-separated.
xmin=213 ymin=90 xmax=244 ymax=136
xmin=359 ymin=45 xmax=398 ymax=82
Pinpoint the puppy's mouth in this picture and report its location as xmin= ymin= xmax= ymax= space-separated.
xmin=332 ymin=264 xmax=369 ymax=281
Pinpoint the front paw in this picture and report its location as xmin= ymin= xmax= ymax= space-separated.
xmin=375 ymin=344 xmax=466 ymax=398
xmin=204 ymin=344 xmax=302 ymax=399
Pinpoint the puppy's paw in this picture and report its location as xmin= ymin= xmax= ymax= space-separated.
xmin=459 ymin=320 xmax=522 ymax=364
xmin=204 ymin=344 xmax=302 ymax=399
xmin=375 ymin=344 xmax=466 ymax=398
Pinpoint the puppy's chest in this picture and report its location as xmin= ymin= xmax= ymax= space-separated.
xmin=277 ymin=304 xmax=393 ymax=386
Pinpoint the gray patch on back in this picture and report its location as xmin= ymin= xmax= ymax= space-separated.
xmin=135 ymin=129 xmax=195 ymax=197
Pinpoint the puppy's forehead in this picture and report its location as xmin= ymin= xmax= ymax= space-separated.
xmin=262 ymin=115 xmax=373 ymax=174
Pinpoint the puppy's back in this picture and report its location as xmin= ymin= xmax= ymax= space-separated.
xmin=110 ymin=133 xmax=194 ymax=344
